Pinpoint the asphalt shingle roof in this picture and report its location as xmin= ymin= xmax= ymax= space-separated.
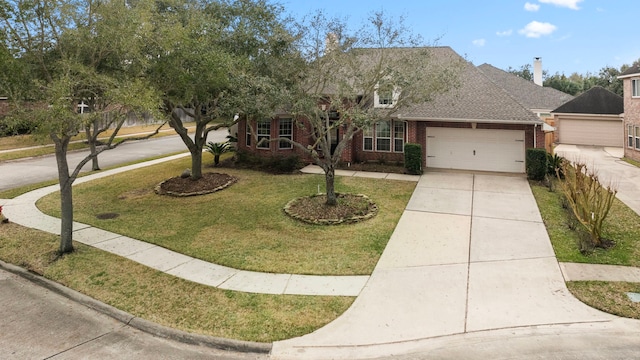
xmin=552 ymin=86 xmax=623 ymax=115
xmin=396 ymin=47 xmax=543 ymax=124
xmin=620 ymin=64 xmax=640 ymax=77
xmin=477 ymin=63 xmax=574 ymax=111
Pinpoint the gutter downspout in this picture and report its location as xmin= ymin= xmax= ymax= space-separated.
xmin=534 ymin=123 xmax=537 ymax=148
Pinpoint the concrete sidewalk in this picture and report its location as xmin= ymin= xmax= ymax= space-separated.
xmin=271 ymin=172 xmax=636 ymax=359
xmin=4 ymin=160 xmax=420 ymax=297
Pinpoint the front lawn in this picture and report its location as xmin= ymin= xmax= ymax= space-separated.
xmin=530 ymin=182 xmax=640 ymax=266
xmin=0 ymin=222 xmax=352 ymax=342
xmin=37 ymin=155 xmax=415 ymax=275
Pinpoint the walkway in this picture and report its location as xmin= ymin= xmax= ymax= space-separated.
xmin=1 ymin=159 xmax=418 ymax=297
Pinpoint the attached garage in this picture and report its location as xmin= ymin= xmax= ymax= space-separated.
xmin=556 ymin=115 xmax=623 ymax=147
xmin=426 ymin=127 xmax=525 ymax=173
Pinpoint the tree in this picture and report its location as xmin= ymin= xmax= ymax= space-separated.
xmin=544 ymin=73 xmax=582 ymax=95
xmin=147 ymin=0 xmax=294 ymax=180
xmin=0 ymin=0 xmax=161 ymax=254
xmin=274 ymin=11 xmax=463 ymax=205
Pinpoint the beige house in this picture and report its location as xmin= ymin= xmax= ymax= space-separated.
xmin=618 ymin=64 xmax=640 ymax=161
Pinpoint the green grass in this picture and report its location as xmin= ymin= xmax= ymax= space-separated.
xmin=531 ymin=181 xmax=640 ymax=266
xmin=567 ymin=281 xmax=640 ymax=320
xmin=623 ymin=157 xmax=640 ymax=168
xmin=37 ymin=155 xmax=415 ymax=275
xmin=0 ymin=222 xmax=353 ymax=342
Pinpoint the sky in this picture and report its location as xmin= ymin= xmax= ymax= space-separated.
xmin=280 ymin=0 xmax=640 ymax=76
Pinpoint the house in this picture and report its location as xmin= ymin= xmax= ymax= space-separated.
xmin=618 ymin=64 xmax=640 ymax=162
xmin=477 ymin=63 xmax=574 ymax=118
xmin=551 ymin=86 xmax=624 ymax=147
xmin=238 ymin=47 xmax=546 ymax=174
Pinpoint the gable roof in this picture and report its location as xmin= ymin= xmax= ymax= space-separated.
xmin=397 ymin=48 xmax=543 ymax=124
xmin=552 ymin=86 xmax=623 ymax=115
xmin=618 ymin=64 xmax=640 ymax=79
xmin=477 ymin=63 xmax=574 ymax=111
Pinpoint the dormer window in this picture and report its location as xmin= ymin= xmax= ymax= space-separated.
xmin=374 ymin=82 xmax=399 ymax=108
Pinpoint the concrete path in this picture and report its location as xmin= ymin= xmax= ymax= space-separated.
xmin=555 ymin=144 xmax=640 ymax=216
xmin=271 ymin=172 xmax=633 ymax=359
xmin=3 ymin=161 xmax=418 ymax=297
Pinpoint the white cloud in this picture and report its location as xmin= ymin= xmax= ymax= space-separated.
xmin=496 ymin=30 xmax=513 ymax=37
xmin=519 ymin=21 xmax=557 ymax=38
xmin=538 ymin=0 xmax=583 ymax=10
xmin=472 ymin=39 xmax=486 ymax=47
xmin=524 ymin=2 xmax=540 ymax=11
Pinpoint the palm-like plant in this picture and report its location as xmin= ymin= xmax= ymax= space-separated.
xmin=205 ymin=141 xmax=231 ymax=166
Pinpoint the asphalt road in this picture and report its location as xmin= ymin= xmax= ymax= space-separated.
xmin=0 ymin=129 xmax=228 ymax=191
xmin=0 ymin=266 xmax=267 ymax=360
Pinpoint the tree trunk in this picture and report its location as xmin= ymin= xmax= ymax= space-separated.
xmin=85 ymin=127 xmax=100 ymax=171
xmin=53 ymin=138 xmax=75 ymax=254
xmin=214 ymin=154 xmax=220 ymax=166
xmin=325 ymin=165 xmax=337 ymax=206
xmin=191 ymin=148 xmax=203 ymax=180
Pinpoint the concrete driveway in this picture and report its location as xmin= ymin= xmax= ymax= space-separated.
xmin=271 ymin=172 xmax=621 ymax=360
xmin=555 ymin=145 xmax=640 ymax=216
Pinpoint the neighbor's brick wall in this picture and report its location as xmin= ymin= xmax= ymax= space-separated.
xmin=623 ymin=77 xmax=640 ymax=162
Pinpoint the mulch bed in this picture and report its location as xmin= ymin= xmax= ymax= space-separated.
xmin=284 ymin=193 xmax=378 ymax=225
xmin=155 ymin=172 xmax=237 ymax=197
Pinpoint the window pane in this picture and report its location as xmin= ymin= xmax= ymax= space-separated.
xmin=245 ymin=122 xmax=251 ymax=147
xmin=376 ymin=121 xmax=390 ymax=138
xmin=364 ymin=138 xmax=373 ymax=151
xmin=257 ymin=120 xmax=270 ymax=149
xmin=394 ymin=138 xmax=404 ymax=152
xmin=279 ymin=118 xmax=292 ymax=149
xmin=376 ymin=138 xmax=391 ymax=151
xmin=634 ymin=80 xmax=640 ymax=97
xmin=636 ymin=126 xmax=640 ymax=137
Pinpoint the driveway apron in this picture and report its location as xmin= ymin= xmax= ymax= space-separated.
xmin=271 ymin=172 xmax=614 ymax=360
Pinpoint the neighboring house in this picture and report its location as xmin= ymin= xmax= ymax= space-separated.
xmin=618 ymin=64 xmax=640 ymax=162
xmin=239 ymin=47 xmax=545 ymax=174
xmin=551 ymin=86 xmax=624 ymax=147
xmin=477 ymin=63 xmax=574 ymax=118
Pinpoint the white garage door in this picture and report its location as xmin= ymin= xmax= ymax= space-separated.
xmin=426 ymin=127 xmax=526 ymax=173
xmin=558 ymin=118 xmax=622 ymax=147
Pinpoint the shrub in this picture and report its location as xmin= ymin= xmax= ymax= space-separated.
xmin=547 ymin=152 xmax=565 ymax=178
xmin=558 ymin=161 xmax=617 ymax=250
xmin=404 ymin=143 xmax=422 ymax=175
xmin=526 ymin=148 xmax=547 ymax=181
xmin=205 ymin=141 xmax=231 ymax=166
xmin=233 ymin=150 xmax=301 ymax=173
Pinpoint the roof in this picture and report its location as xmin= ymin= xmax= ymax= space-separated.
xmin=477 ymin=63 xmax=574 ymax=111
xmin=618 ymin=64 xmax=640 ymax=79
xmin=552 ymin=86 xmax=623 ymax=115
xmin=396 ymin=48 xmax=543 ymax=124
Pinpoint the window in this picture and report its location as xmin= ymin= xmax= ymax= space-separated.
xmin=363 ymin=120 xmax=405 ymax=153
xmin=394 ymin=122 xmax=405 ymax=152
xmin=378 ymin=90 xmax=394 ymax=105
xmin=279 ymin=118 xmax=293 ymax=149
xmin=256 ymin=119 xmax=270 ymax=149
xmin=636 ymin=126 xmax=640 ymax=150
xmin=629 ymin=125 xmax=635 ymax=148
xmin=374 ymin=82 xmax=399 ymax=108
xmin=363 ymin=126 xmax=373 ymax=151
xmin=633 ymin=79 xmax=640 ymax=97
xmin=245 ymin=122 xmax=251 ymax=147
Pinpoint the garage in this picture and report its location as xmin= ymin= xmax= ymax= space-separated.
xmin=552 ymin=86 xmax=624 ymax=147
xmin=426 ymin=127 xmax=525 ymax=173
xmin=557 ymin=116 xmax=622 ymax=147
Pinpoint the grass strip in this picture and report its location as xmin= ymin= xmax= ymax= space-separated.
xmin=0 ymin=222 xmax=353 ymax=342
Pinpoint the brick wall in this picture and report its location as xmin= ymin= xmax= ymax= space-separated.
xmin=623 ymin=77 xmax=640 ymax=162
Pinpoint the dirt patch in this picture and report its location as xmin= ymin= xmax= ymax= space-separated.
xmin=155 ymin=172 xmax=237 ymax=197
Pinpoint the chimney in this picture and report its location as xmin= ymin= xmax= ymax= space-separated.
xmin=533 ymin=57 xmax=543 ymax=86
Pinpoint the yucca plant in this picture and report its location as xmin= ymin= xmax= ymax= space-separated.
xmin=205 ymin=141 xmax=231 ymax=166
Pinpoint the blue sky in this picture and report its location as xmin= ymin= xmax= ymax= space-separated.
xmin=280 ymin=0 xmax=639 ymax=76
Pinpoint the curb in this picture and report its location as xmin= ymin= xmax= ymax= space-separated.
xmin=0 ymin=259 xmax=272 ymax=355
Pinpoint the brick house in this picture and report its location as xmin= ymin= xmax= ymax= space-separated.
xmin=239 ymin=47 xmax=546 ymax=174
xmin=618 ymin=64 xmax=640 ymax=162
